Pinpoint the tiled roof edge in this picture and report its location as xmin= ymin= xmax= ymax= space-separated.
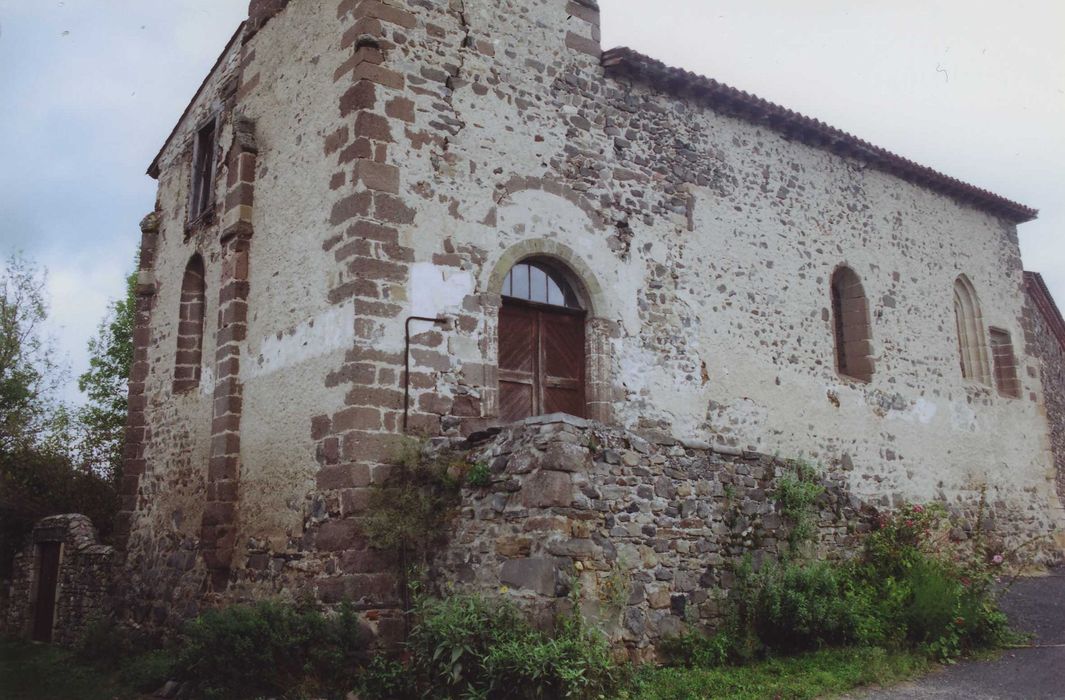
xmin=602 ymin=47 xmax=1038 ymax=224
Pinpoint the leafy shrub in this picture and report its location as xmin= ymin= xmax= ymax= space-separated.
xmin=664 ymin=499 xmax=1020 ymax=669
xmin=74 ymin=616 xmax=175 ymax=694
xmin=466 ymin=461 xmax=492 ymax=488
xmin=381 ymin=592 xmax=622 ymax=699
xmin=658 ymin=627 xmax=735 ymax=668
xmin=75 ymin=615 xmax=157 ymax=670
xmin=362 ymin=439 xmax=468 ymax=568
xmin=355 ymin=656 xmax=417 ymax=699
xmin=117 ymin=649 xmax=176 ymax=693
xmin=177 ymin=600 xmax=367 ymax=700
xmin=858 ymin=502 xmax=1019 ymax=660
xmin=736 ymin=559 xmax=880 ymax=654
xmin=773 ymin=460 xmax=824 ymax=551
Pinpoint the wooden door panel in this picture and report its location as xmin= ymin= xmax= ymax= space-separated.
xmin=499 ymin=381 xmax=534 ymax=423
xmin=499 ymin=305 xmax=537 ymax=374
xmin=543 ymin=387 xmax=585 ymax=417
xmin=541 ymin=313 xmax=584 ymax=382
xmin=541 ymin=311 xmax=584 ymax=417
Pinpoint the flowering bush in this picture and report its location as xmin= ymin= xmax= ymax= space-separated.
xmin=857 ymin=501 xmax=1019 ymax=660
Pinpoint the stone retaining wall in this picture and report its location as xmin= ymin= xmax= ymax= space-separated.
xmin=435 ymin=415 xmax=879 ymax=657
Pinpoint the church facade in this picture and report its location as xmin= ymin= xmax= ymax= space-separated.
xmin=117 ymin=0 xmax=1064 ymax=634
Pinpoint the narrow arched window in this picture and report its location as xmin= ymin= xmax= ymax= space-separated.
xmin=498 ymin=259 xmax=586 ymax=421
xmin=174 ymin=254 xmax=206 ymax=393
xmin=953 ymin=275 xmax=991 ymax=385
xmin=830 ymin=266 xmax=874 ymax=382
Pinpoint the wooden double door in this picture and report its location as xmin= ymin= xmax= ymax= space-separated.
xmin=498 ymin=299 xmax=586 ymax=423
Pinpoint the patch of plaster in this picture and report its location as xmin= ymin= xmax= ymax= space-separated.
xmin=199 ymin=366 xmax=216 ymax=396
xmin=887 ymin=397 xmax=939 ymax=425
xmin=244 ymin=302 xmax=356 ymax=379
xmin=950 ymin=400 xmax=979 ymax=433
xmin=409 ymin=262 xmax=474 ymax=319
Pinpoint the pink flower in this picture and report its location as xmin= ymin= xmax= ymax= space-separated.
xmin=992 ymin=554 xmax=1004 ymax=565
xmin=913 ymin=505 xmax=924 ymax=513
xmin=905 ymin=519 xmax=914 ymax=527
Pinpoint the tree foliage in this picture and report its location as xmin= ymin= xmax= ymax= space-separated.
xmin=77 ymin=268 xmax=136 ymax=482
xmin=0 ymin=255 xmax=64 ymax=452
xmin=0 ymin=253 xmax=123 ymax=575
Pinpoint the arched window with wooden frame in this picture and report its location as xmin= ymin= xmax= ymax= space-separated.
xmin=498 ymin=259 xmax=586 ymax=422
xmin=173 ymin=254 xmax=206 ymax=393
xmin=953 ymin=275 xmax=991 ymax=385
xmin=830 ymin=266 xmax=875 ymax=382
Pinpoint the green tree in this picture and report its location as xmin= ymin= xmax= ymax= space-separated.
xmin=77 ymin=268 xmax=136 ymax=483
xmin=0 ymin=254 xmax=118 ymax=575
xmin=0 ymin=254 xmax=64 ymax=452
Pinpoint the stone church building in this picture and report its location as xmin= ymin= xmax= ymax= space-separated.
xmin=103 ymin=0 xmax=1064 ymax=642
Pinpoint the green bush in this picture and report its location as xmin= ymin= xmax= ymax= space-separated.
xmin=755 ymin=561 xmax=860 ymax=650
xmin=465 ymin=461 xmax=492 ymax=488
xmin=177 ymin=600 xmax=367 ymax=700
xmin=773 ymin=460 xmax=824 ymax=552
xmin=662 ymin=500 xmax=1019 ymax=669
xmin=118 ymin=649 xmax=176 ymax=693
xmin=369 ymin=592 xmax=622 ymax=699
xmin=355 ymin=656 xmax=417 ymax=699
xmin=658 ymin=627 xmax=735 ymax=668
xmin=733 ymin=559 xmax=880 ymax=654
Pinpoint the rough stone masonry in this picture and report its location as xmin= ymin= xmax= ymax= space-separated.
xmin=106 ymin=0 xmax=1063 ymax=647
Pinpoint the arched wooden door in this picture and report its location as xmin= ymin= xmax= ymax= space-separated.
xmin=498 ymin=261 xmax=586 ymax=422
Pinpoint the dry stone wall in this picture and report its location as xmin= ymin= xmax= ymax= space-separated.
xmin=4 ymin=515 xmax=116 ymax=646
xmin=436 ymin=415 xmax=879 ymax=656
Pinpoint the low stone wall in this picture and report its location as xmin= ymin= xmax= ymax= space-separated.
xmin=4 ymin=514 xmax=117 ymax=646
xmin=435 ymin=415 xmax=879 ymax=657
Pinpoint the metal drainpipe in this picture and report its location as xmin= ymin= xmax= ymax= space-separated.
xmin=403 ymin=316 xmax=449 ymax=433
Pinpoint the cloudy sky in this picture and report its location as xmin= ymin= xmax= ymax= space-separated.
xmin=1 ymin=0 xmax=1062 ymax=403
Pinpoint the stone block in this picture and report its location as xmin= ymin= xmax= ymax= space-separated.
xmin=522 ymin=470 xmax=573 ymax=508
xmin=542 ymin=441 xmax=592 ymax=472
xmin=315 ymin=519 xmax=362 ymax=551
xmin=500 ymin=557 xmax=561 ymax=596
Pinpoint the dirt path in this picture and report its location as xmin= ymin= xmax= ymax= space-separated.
xmin=849 ymin=569 xmax=1065 ymax=699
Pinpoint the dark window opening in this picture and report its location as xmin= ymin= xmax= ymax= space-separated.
xmin=830 ymin=266 xmax=874 ymax=382
xmin=189 ymin=118 xmax=218 ymax=222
